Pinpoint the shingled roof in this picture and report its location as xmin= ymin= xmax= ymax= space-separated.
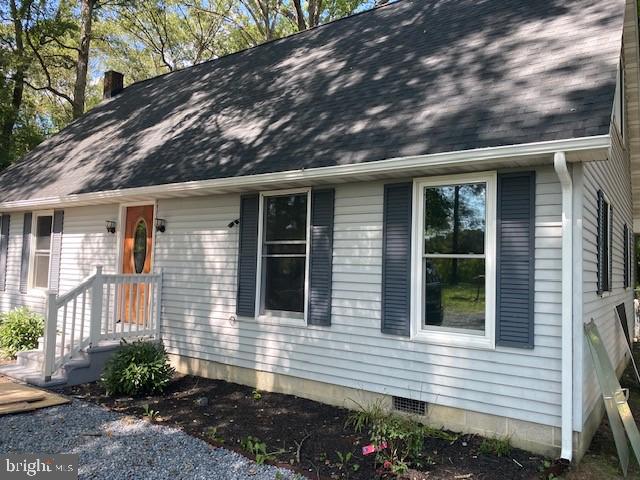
xmin=0 ymin=0 xmax=626 ymax=202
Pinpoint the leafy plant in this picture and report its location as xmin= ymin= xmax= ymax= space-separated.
xmin=101 ymin=340 xmax=175 ymax=396
xmin=478 ymin=436 xmax=512 ymax=457
xmin=0 ymin=307 xmax=44 ymax=358
xmin=204 ymin=426 xmax=224 ymax=443
xmin=335 ymin=450 xmax=360 ymax=478
xmin=240 ymin=436 xmax=284 ymax=465
xmin=142 ymin=404 xmax=160 ymax=421
xmin=346 ymin=400 xmax=427 ymax=474
xmin=252 ymin=389 xmax=262 ymax=401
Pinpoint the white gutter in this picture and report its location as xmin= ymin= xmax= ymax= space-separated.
xmin=0 ymin=135 xmax=609 ymax=211
xmin=554 ymin=151 xmax=573 ymax=462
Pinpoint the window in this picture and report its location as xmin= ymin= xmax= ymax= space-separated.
xmin=133 ymin=219 xmax=148 ymax=274
xmin=597 ymin=190 xmax=613 ymax=294
xmin=258 ymin=190 xmax=310 ymax=319
xmin=31 ymin=213 xmax=53 ymax=289
xmin=413 ymin=173 xmax=496 ymax=348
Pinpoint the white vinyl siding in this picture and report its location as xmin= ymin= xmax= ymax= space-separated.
xmin=582 ymin=123 xmax=634 ymax=423
xmin=0 ymin=168 xmax=564 ymax=429
xmin=0 ymin=206 xmax=119 ymax=317
xmin=57 ymin=204 xmax=119 ymax=292
xmin=155 ymin=165 xmax=563 ymax=428
xmin=0 ymin=213 xmax=46 ymax=315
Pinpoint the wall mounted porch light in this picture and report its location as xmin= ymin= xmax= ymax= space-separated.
xmin=155 ymin=218 xmax=167 ymax=233
xmin=105 ymin=220 xmax=116 ymax=234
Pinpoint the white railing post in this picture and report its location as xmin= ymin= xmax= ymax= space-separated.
xmin=42 ymin=292 xmax=58 ymax=381
xmin=89 ymin=266 xmax=104 ymax=346
xmin=155 ymin=268 xmax=163 ymax=340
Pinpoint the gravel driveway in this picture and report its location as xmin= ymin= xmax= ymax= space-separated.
xmin=0 ymin=400 xmax=302 ymax=479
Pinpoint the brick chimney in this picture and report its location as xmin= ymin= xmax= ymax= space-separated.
xmin=103 ymin=71 xmax=124 ymax=99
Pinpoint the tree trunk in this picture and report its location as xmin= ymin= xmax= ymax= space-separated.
xmin=292 ymin=0 xmax=306 ymax=30
xmin=0 ymin=0 xmax=27 ymax=168
xmin=0 ymin=70 xmax=25 ymax=168
xmin=72 ymin=0 xmax=94 ymax=119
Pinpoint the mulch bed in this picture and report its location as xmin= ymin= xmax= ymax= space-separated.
xmin=62 ymin=376 xmax=550 ymax=480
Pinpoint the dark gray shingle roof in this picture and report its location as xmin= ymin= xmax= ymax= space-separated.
xmin=0 ymin=0 xmax=625 ymax=202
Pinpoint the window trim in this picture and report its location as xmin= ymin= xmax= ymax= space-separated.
xmin=254 ymin=187 xmax=311 ymax=324
xmin=410 ymin=172 xmax=497 ymax=349
xmin=28 ymin=210 xmax=54 ymax=291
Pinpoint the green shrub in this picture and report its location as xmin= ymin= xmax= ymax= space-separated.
xmin=478 ymin=435 xmax=512 ymax=457
xmin=101 ymin=340 xmax=175 ymax=396
xmin=346 ymin=400 xmax=428 ymax=474
xmin=0 ymin=307 xmax=44 ymax=358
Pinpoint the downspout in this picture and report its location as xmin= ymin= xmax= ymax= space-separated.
xmin=554 ymin=152 xmax=573 ymax=461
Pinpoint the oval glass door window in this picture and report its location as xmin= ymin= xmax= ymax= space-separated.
xmin=133 ymin=219 xmax=147 ymax=273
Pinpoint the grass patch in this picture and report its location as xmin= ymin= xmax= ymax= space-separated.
xmin=478 ymin=436 xmax=512 ymax=457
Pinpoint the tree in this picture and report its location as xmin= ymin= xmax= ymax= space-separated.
xmin=284 ymin=0 xmax=375 ymax=31
xmin=72 ymin=0 xmax=96 ymax=118
xmin=100 ymin=0 xmax=237 ymax=79
xmin=0 ymin=0 xmax=31 ymax=168
xmin=0 ymin=0 xmax=381 ymax=169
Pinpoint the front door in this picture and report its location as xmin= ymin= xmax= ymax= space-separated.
xmin=121 ymin=205 xmax=154 ymax=324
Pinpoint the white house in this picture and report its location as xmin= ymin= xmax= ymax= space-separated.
xmin=0 ymin=0 xmax=637 ymax=462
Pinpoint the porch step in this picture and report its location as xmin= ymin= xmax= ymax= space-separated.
xmin=0 ymin=341 xmax=122 ymax=388
xmin=0 ymin=363 xmax=67 ymax=388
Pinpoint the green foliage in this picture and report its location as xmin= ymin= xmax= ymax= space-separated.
xmin=0 ymin=0 xmax=377 ymax=170
xmin=204 ymin=426 xmax=224 ymax=443
xmin=240 ymin=436 xmax=284 ymax=465
xmin=335 ymin=450 xmax=360 ymax=478
xmin=252 ymin=389 xmax=262 ymax=401
xmin=141 ymin=403 xmax=160 ymax=421
xmin=346 ymin=400 xmax=432 ymax=474
xmin=478 ymin=435 xmax=512 ymax=457
xmin=0 ymin=307 xmax=44 ymax=358
xmin=101 ymin=340 xmax=175 ymax=397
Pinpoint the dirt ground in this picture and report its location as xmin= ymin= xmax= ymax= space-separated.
xmin=63 ymin=376 xmax=547 ymax=480
xmin=53 ymin=342 xmax=640 ymax=479
xmin=565 ymin=343 xmax=640 ymax=480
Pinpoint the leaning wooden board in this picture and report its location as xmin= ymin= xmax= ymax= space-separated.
xmin=0 ymin=380 xmax=69 ymax=415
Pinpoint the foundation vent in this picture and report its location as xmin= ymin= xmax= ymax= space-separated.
xmin=392 ymin=396 xmax=427 ymax=416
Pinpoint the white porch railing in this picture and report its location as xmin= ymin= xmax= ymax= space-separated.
xmin=42 ymin=266 xmax=163 ymax=380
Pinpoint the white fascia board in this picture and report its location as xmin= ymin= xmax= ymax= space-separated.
xmin=0 ymin=134 xmax=610 ymax=211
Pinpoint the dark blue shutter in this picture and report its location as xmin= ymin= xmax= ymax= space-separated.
xmin=0 ymin=215 xmax=10 ymax=292
xmin=596 ymin=190 xmax=607 ymax=294
xmin=308 ymin=189 xmax=334 ymax=326
xmin=49 ymin=210 xmax=64 ymax=294
xmin=496 ymin=172 xmax=535 ymax=348
xmin=624 ymin=223 xmax=630 ymax=288
xmin=236 ymin=194 xmax=259 ymax=317
xmin=609 ymin=206 xmax=614 ymax=291
xmin=381 ymin=183 xmax=412 ymax=336
xmin=19 ymin=212 xmax=32 ymax=294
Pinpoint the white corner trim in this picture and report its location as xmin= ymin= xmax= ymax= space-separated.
xmin=0 ymin=135 xmax=610 ymax=212
xmin=554 ymin=152 xmax=574 ymax=462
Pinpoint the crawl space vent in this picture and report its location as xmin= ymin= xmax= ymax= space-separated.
xmin=392 ymin=396 xmax=427 ymax=416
